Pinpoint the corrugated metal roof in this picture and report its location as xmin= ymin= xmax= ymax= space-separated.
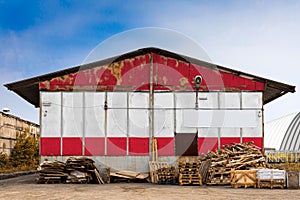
xmin=265 ymin=112 xmax=300 ymax=150
xmin=4 ymin=47 xmax=296 ymax=107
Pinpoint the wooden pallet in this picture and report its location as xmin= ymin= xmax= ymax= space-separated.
xmin=257 ymin=179 xmax=285 ymax=189
xmin=230 ymin=169 xmax=257 ymax=188
xmin=179 ymin=173 xmax=202 ymax=186
xmin=149 ymin=161 xmax=169 ymax=183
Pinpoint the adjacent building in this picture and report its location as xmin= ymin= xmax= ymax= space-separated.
xmin=0 ymin=110 xmax=39 ymax=155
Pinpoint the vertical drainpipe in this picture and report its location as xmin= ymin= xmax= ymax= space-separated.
xmin=126 ymin=92 xmax=129 ymax=156
xmin=262 ymin=91 xmax=265 ymax=153
xmin=39 ymin=91 xmax=42 ymax=161
xmin=217 ymin=92 xmax=221 ymax=150
xmin=60 ymin=92 xmax=63 ymax=157
xmin=104 ymin=91 xmax=108 ymax=156
xmin=82 ymin=92 xmax=85 ymax=156
xmin=240 ymin=92 xmax=243 ymax=143
xmin=149 ymin=53 xmax=154 ymax=159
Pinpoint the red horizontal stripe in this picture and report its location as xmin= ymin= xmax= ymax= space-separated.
xmin=62 ymin=138 xmax=82 ymax=156
xmin=107 ymin=137 xmax=126 ymax=156
xmin=155 ymin=138 xmax=174 ymax=156
xmin=40 ymin=138 xmax=60 ymax=156
xmin=129 ymin=138 xmax=149 ymax=156
xmin=85 ymin=137 xmax=105 ymax=156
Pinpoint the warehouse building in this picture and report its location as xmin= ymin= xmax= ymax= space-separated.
xmin=0 ymin=110 xmax=39 ymax=155
xmin=5 ymin=48 xmax=295 ymax=171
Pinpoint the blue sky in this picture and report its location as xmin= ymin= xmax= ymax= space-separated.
xmin=0 ymin=0 xmax=299 ymax=123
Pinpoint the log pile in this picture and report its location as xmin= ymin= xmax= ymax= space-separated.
xmin=36 ymin=157 xmax=105 ymax=184
xmin=178 ymin=162 xmax=202 ymax=186
xmin=157 ymin=166 xmax=176 ymax=184
xmin=200 ymin=142 xmax=266 ymax=185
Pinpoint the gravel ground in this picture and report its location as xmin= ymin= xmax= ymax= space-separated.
xmin=0 ymin=174 xmax=299 ymax=200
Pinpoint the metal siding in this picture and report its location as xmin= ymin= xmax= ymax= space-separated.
xmin=62 ymin=137 xmax=82 ymax=156
xmin=40 ymin=138 xmax=60 ymax=156
xmin=84 ymin=137 xmax=105 ymax=156
xmin=198 ymin=92 xmax=218 ymax=109
xmin=198 ymin=138 xmax=218 ymax=154
xmin=107 ymin=92 xmax=127 ymax=137
xmin=219 ymin=93 xmax=240 ymax=109
xmin=129 ymin=92 xmax=149 ymax=137
xmin=154 ymin=93 xmax=174 ymax=137
xmin=129 ymin=138 xmax=149 ymax=156
xmin=107 ymin=137 xmax=127 ymax=156
xmin=41 ymin=92 xmax=61 ymax=137
xmin=84 ymin=92 xmax=105 ymax=137
xmin=155 ymin=138 xmax=174 ymax=156
xmin=184 ymin=110 xmax=260 ymax=128
xmin=175 ymin=92 xmax=197 ymax=133
xmin=62 ymin=92 xmax=83 ymax=137
xmin=242 ymin=92 xmax=263 ymax=108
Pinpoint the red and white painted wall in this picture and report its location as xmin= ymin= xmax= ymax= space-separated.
xmin=39 ymin=52 xmax=264 ymax=172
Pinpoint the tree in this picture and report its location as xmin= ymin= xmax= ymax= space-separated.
xmin=9 ymin=130 xmax=39 ymax=169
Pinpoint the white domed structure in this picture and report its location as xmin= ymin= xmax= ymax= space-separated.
xmin=265 ymin=112 xmax=300 ymax=150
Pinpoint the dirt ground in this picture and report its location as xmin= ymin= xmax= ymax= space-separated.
xmin=0 ymin=174 xmax=299 ymax=200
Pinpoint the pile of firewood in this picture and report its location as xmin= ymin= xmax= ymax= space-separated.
xmin=36 ymin=157 xmax=105 ymax=184
xmin=200 ymin=142 xmax=266 ymax=185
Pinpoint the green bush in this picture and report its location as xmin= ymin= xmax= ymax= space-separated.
xmin=8 ymin=131 xmax=39 ymax=169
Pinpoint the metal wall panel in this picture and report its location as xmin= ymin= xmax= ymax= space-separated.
xmin=198 ymin=92 xmax=219 ymax=109
xmin=220 ymin=128 xmax=240 ymax=137
xmin=183 ymin=110 xmax=260 ymax=128
xmin=129 ymin=92 xmax=149 ymax=137
xmin=107 ymin=92 xmax=127 ymax=137
xmin=41 ymin=92 xmax=61 ymax=137
xmin=242 ymin=92 xmax=263 ymax=109
xmin=62 ymin=92 xmax=83 ymax=137
xmin=154 ymin=93 xmax=174 ymax=137
xmin=175 ymin=92 xmax=197 ymax=133
xmin=219 ymin=93 xmax=240 ymax=109
xmin=198 ymin=128 xmax=218 ymax=137
xmin=84 ymin=92 xmax=105 ymax=137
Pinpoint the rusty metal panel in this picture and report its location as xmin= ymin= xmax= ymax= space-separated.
xmin=242 ymin=92 xmax=263 ymax=108
xmin=84 ymin=92 xmax=105 ymax=137
xmin=41 ymin=92 xmax=61 ymax=137
xmin=129 ymin=92 xmax=149 ymax=137
xmin=154 ymin=92 xmax=174 ymax=137
xmin=62 ymin=92 xmax=83 ymax=137
xmin=107 ymin=92 xmax=127 ymax=137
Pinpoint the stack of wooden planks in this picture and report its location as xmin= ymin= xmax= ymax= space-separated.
xmin=178 ymin=162 xmax=202 ymax=186
xmin=200 ymin=142 xmax=266 ymax=185
xmin=157 ymin=166 xmax=176 ymax=184
xmin=36 ymin=157 xmax=105 ymax=184
xmin=110 ymin=170 xmax=149 ymax=183
xmin=36 ymin=161 xmax=68 ymax=184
